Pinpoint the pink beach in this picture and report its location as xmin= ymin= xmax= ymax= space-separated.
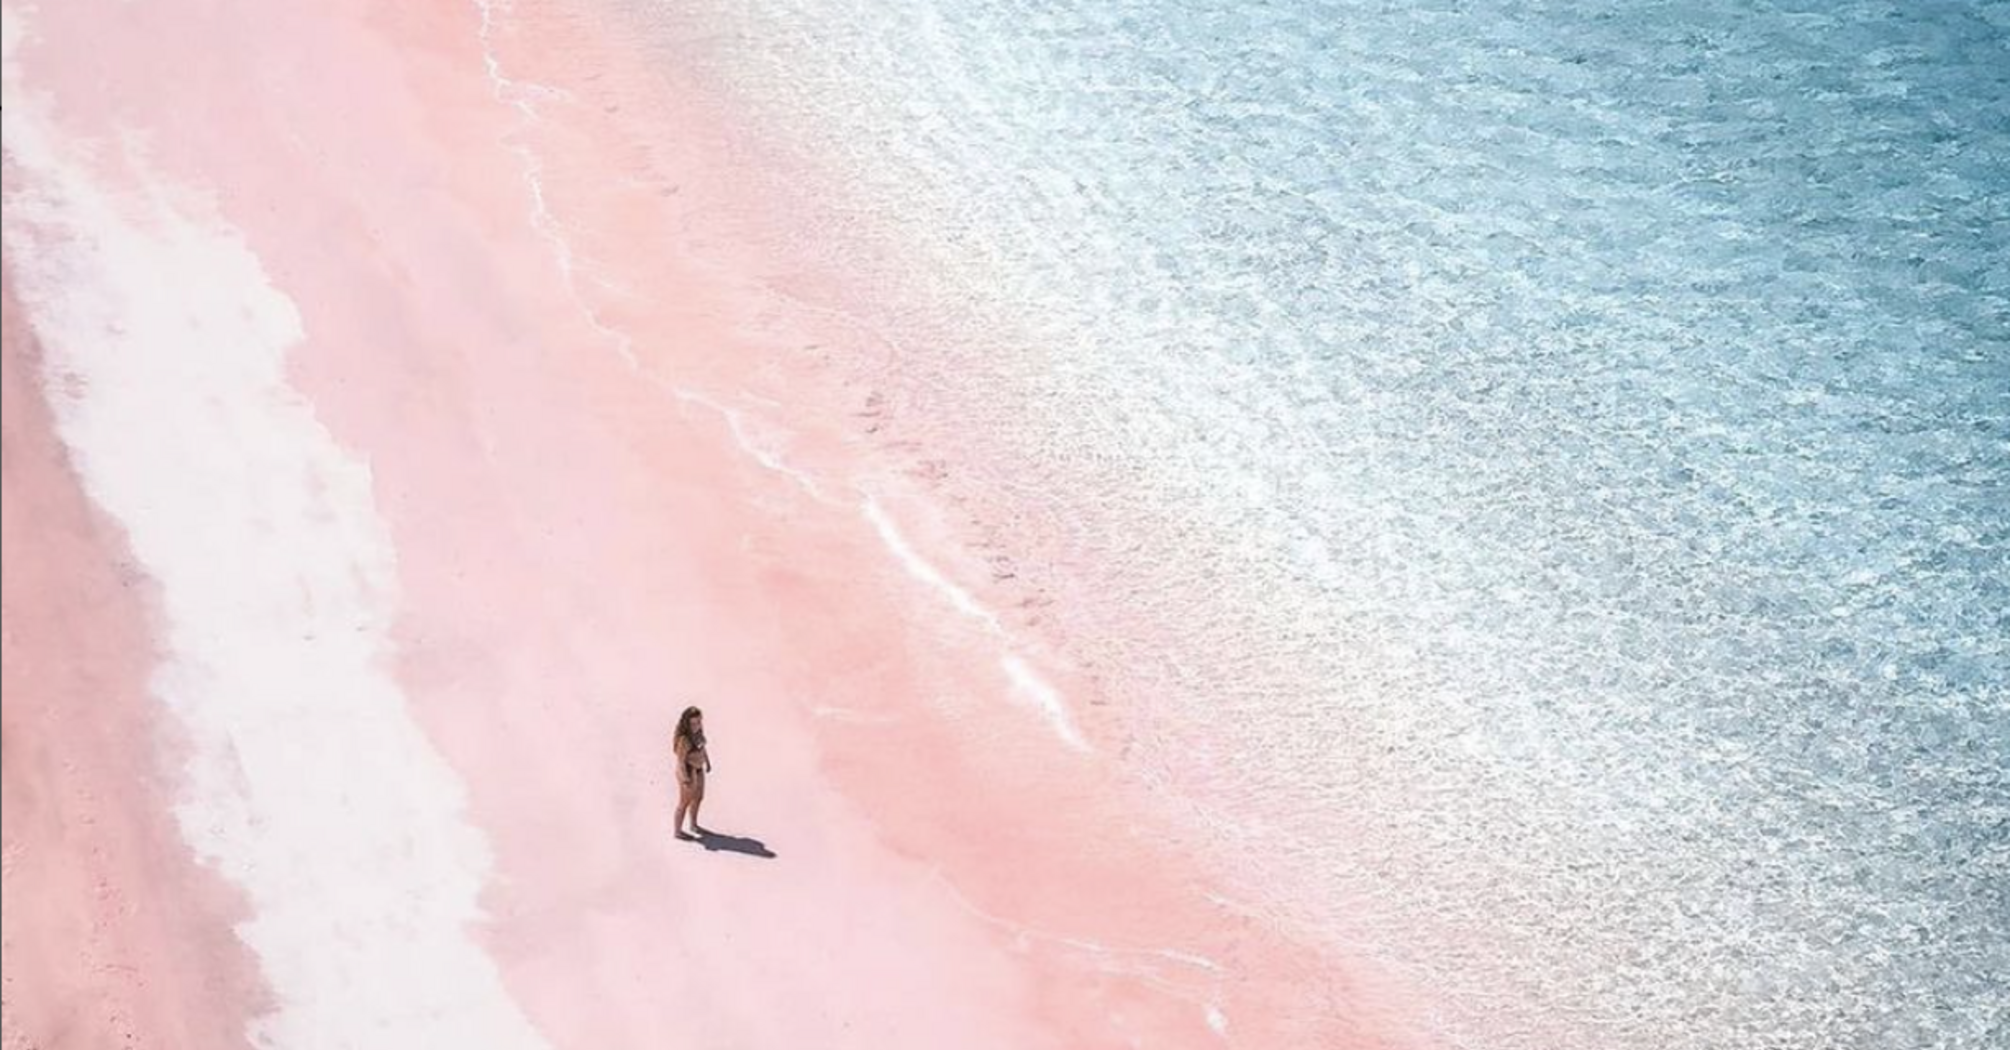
xmin=2 ymin=2 xmax=1427 ymax=1048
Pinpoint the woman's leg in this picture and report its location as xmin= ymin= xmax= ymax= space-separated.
xmin=675 ymin=779 xmax=694 ymax=838
xmin=689 ymin=771 xmax=706 ymax=833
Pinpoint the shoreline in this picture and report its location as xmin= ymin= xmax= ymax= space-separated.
xmin=2 ymin=1 xmax=1429 ymax=1047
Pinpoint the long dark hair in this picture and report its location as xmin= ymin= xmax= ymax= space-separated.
xmin=675 ymin=706 xmax=704 ymax=749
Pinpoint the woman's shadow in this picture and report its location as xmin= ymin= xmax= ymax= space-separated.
xmin=691 ymin=827 xmax=777 ymax=859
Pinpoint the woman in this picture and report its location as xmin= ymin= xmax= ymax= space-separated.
xmin=673 ymin=706 xmax=712 ymax=840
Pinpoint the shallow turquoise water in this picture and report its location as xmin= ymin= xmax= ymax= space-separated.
xmin=644 ymin=1 xmax=2008 ymax=1045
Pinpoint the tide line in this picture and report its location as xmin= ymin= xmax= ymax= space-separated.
xmin=862 ymin=496 xmax=1089 ymax=751
xmin=470 ymin=2 xmax=845 ymax=511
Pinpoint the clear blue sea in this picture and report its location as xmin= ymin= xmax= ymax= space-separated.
xmin=647 ymin=1 xmax=2009 ymax=1045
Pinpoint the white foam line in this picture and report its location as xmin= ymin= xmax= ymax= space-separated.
xmin=1000 ymin=652 xmax=1089 ymax=752
xmin=672 ymin=387 xmax=832 ymax=502
xmin=860 ymin=497 xmax=1090 ymax=751
xmin=1156 ymin=948 xmax=1225 ymax=973
xmin=1 ymin=15 xmax=550 ymax=1048
xmin=861 ymin=495 xmax=1003 ymax=631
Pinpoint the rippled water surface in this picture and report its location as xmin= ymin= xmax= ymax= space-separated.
xmin=637 ymin=1 xmax=2010 ymax=1046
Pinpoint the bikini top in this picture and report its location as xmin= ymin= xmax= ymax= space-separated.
xmin=683 ymin=730 xmax=708 ymax=769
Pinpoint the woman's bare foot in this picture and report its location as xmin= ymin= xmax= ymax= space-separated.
xmin=675 ymin=830 xmax=696 ymax=841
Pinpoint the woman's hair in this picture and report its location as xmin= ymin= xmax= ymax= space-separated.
xmin=675 ymin=706 xmax=704 ymax=747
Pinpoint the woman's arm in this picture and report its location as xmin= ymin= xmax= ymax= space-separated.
xmin=674 ymin=737 xmax=691 ymax=784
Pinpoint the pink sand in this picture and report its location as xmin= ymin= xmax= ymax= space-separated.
xmin=1 ymin=2 xmax=1431 ymax=1047
xmin=1 ymin=269 xmax=268 ymax=1050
